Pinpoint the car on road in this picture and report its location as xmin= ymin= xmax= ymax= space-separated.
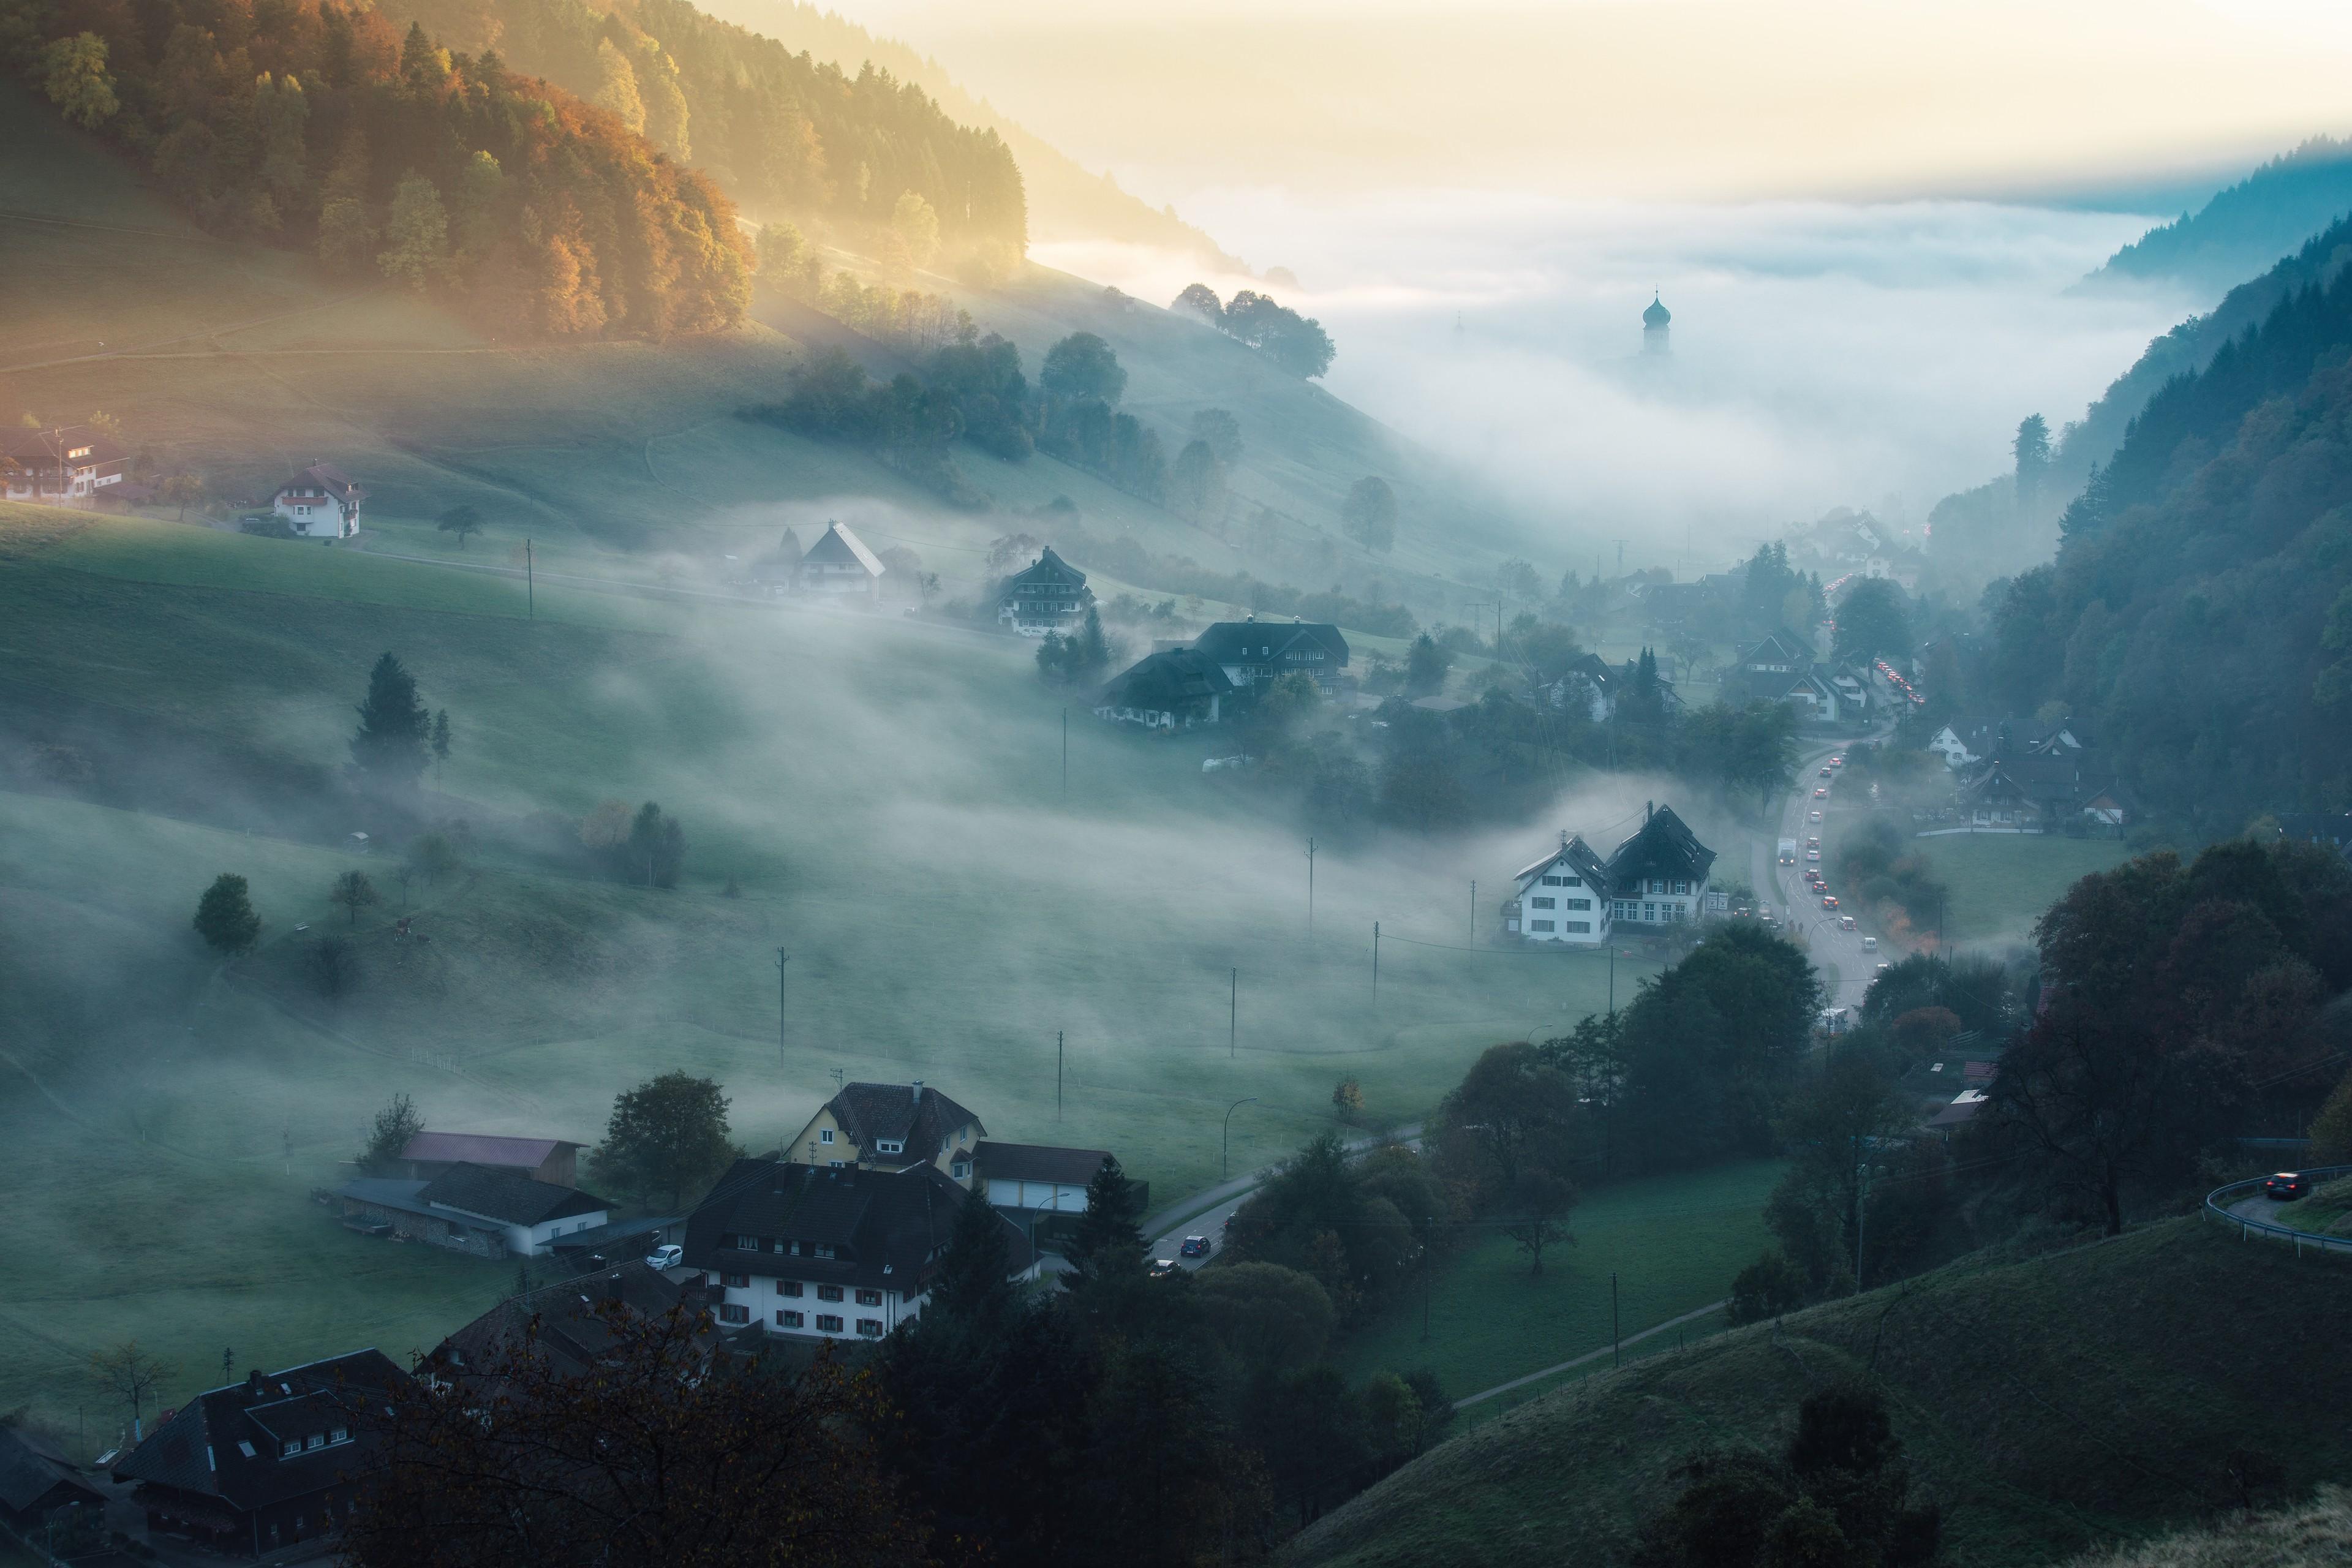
xmin=1839 ymin=915 xmax=1857 ymax=931
xmin=1814 ymin=786 xmax=1829 ymax=797
xmin=1809 ymin=810 xmax=1823 ymax=822
xmin=1807 ymin=835 xmax=1820 ymax=846
xmin=1830 ymin=755 xmax=1845 ymax=767
xmin=1149 ymin=1258 xmax=1180 ymax=1278
xmin=1861 ymin=935 xmax=1877 ymax=951
xmin=1806 ymin=848 xmax=1820 ymax=861
xmin=1179 ymin=1235 xmax=1210 ymax=1257
xmin=644 ymin=1244 xmax=684 ymax=1270
xmin=1822 ymin=894 xmax=1839 ymax=908
xmin=1876 ymin=962 xmax=1891 ymax=974
xmin=1819 ymin=766 xmax=1833 ymax=777
xmin=2265 ymin=1171 xmax=2312 ymax=1200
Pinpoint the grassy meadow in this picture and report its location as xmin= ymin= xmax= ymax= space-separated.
xmin=1912 ymin=832 xmax=2131 ymax=945
xmin=1339 ymin=1159 xmax=1781 ymax=1417
xmin=1289 ymin=1220 xmax=2352 ymax=1568
xmin=0 ymin=503 xmax=1676 ymax=1434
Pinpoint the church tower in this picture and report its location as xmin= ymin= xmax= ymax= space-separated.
xmin=1642 ymin=292 xmax=1672 ymax=356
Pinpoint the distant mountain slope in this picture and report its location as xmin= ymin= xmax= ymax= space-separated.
xmin=684 ymin=0 xmax=1246 ymax=268
xmin=1287 ymin=1220 xmax=2352 ymax=1568
xmin=2084 ymin=135 xmax=2352 ymax=300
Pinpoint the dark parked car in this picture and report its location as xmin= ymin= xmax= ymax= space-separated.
xmin=2265 ymin=1171 xmax=2312 ymax=1200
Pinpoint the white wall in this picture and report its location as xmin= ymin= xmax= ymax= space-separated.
xmin=710 ymin=1268 xmax=924 ymax=1341
xmin=1515 ymin=869 xmax=1608 ymax=944
xmin=985 ymin=1180 xmax=1090 ymax=1212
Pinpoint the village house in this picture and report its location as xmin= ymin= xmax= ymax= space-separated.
xmin=0 ymin=1426 xmax=105 ymax=1536
xmin=997 ymin=546 xmax=1095 ymax=635
xmin=334 ymin=1161 xmax=608 ymax=1257
xmin=1500 ymin=832 xmax=1613 ymax=944
xmin=1602 ymin=802 xmax=1720 ymax=927
xmin=783 ymin=1081 xmax=985 ymax=1185
xmin=111 ymin=1351 xmax=410 ymax=1558
xmin=1544 ymin=650 xmax=1684 ymax=720
xmin=1193 ymin=618 xmax=1351 ymax=692
xmin=270 ymin=464 xmax=364 ymax=538
xmin=1 ymin=424 xmax=126 ymax=506
xmin=422 ymin=1260 xmax=707 ymax=1394
xmin=1720 ymin=631 xmax=1869 ymax=723
xmin=793 ymin=520 xmax=886 ymax=599
xmin=974 ymin=1140 xmax=1118 ymax=1254
xmin=398 ymin=1130 xmax=581 ymax=1186
xmin=683 ymin=1157 xmax=1037 ymax=1343
xmin=1094 ymin=647 xmax=1235 ymax=729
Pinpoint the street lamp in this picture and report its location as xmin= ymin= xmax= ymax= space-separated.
xmin=1222 ymin=1097 xmax=1259 ymax=1182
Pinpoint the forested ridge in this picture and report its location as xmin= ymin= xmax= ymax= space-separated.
xmin=379 ymin=0 xmax=1027 ymax=257
xmin=2089 ymin=134 xmax=2352 ymax=297
xmin=1984 ymin=248 xmax=2352 ymax=823
xmin=6 ymin=0 xmax=750 ymax=337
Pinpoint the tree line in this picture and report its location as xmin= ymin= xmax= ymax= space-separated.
xmin=24 ymin=2 xmax=750 ymax=337
xmin=1174 ymin=283 xmax=1337 ymax=379
xmin=382 ymin=0 xmax=1028 ymax=259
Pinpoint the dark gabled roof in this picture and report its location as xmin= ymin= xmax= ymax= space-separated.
xmin=429 ymin=1261 xmax=695 ymax=1382
xmin=974 ymin=1141 xmax=1111 ymax=1188
xmin=0 ymin=1427 xmax=102 ymax=1517
xmin=1193 ymin=620 xmax=1350 ymax=671
xmin=1737 ymin=630 xmax=1815 ymax=667
xmin=1605 ymin=804 xmax=1716 ymax=886
xmin=1001 ymin=547 xmax=1088 ymax=590
xmin=400 ymin=1132 xmax=578 ymax=1168
xmin=682 ymin=1159 xmax=1032 ymax=1291
xmin=1098 ymin=648 xmax=1234 ymax=710
xmin=798 ymin=521 xmax=884 ymax=576
xmin=112 ymin=1352 xmax=409 ymax=1512
xmin=0 ymin=425 xmax=127 ymax=466
xmin=275 ymin=464 xmax=364 ymax=503
xmin=419 ymin=1163 xmax=606 ymax=1228
xmin=1561 ymin=652 xmax=1616 ymax=689
xmin=1513 ymin=832 xmax=1610 ymax=890
xmin=827 ymin=1083 xmax=984 ymax=1167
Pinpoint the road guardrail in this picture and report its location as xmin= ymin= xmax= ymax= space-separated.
xmin=2203 ymin=1164 xmax=2352 ymax=1256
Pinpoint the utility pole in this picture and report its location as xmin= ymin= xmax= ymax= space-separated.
xmin=526 ymin=538 xmax=534 ymax=620
xmin=1613 ymin=539 xmax=1626 ymax=577
xmin=1611 ymin=1272 xmax=1621 ymax=1366
xmin=1056 ymin=1030 xmax=1064 ymax=1120
xmin=1305 ymin=836 xmax=1317 ymax=940
xmin=1372 ymin=921 xmax=1381 ymax=1003
xmin=775 ymin=949 xmax=790 ymax=1058
xmin=1469 ymin=880 xmax=1476 ymax=943
xmin=1229 ymin=967 xmax=1238 ymax=1058
xmin=1061 ymin=707 xmax=1068 ymax=798
xmin=1855 ymin=1161 xmax=1878 ymax=1293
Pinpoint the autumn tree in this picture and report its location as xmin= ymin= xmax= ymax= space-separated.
xmin=592 ymin=1071 xmax=736 ymax=1208
xmin=377 ymin=174 xmax=450 ymax=290
xmin=40 ymin=32 xmax=118 ymax=128
xmin=889 ymin=191 xmax=940 ymax=270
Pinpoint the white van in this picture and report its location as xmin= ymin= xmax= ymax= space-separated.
xmin=1861 ymin=935 xmax=1879 ymax=952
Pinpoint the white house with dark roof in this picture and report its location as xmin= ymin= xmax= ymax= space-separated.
xmin=270 ymin=464 xmax=363 ymax=538
xmin=1602 ymin=802 xmax=1718 ymax=927
xmin=334 ymin=1161 xmax=607 ymax=1257
xmin=997 ymin=546 xmax=1093 ymax=635
xmin=1193 ymin=618 xmax=1350 ymax=692
xmin=783 ymin=1081 xmax=985 ymax=1185
xmin=1501 ymin=832 xmax=1613 ymax=944
xmin=1 ymin=424 xmax=126 ymax=505
xmin=684 ymin=1158 xmax=1036 ymax=1341
xmin=793 ymin=520 xmax=886 ymax=598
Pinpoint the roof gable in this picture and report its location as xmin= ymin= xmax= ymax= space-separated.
xmin=1003 ymin=548 xmax=1087 ymax=589
xmin=420 ymin=1163 xmax=606 ymax=1227
xmin=1193 ymin=621 xmax=1351 ymax=669
xmin=828 ymin=1082 xmax=983 ymax=1165
xmin=1513 ymin=833 xmax=1610 ymax=889
xmin=1605 ymin=805 xmax=1717 ymax=885
xmin=401 ymin=1132 xmax=575 ymax=1167
xmin=799 ymin=522 xmax=886 ymax=576
xmin=113 ymin=1352 xmax=408 ymax=1510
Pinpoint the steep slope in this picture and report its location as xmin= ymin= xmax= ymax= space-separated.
xmin=1286 ymin=1221 xmax=2352 ymax=1568
xmin=682 ymin=0 xmax=1245 ymax=267
xmin=2059 ymin=1488 xmax=2352 ymax=1568
xmin=2085 ymin=136 xmax=2352 ymax=301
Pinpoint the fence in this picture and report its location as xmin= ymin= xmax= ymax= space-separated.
xmin=2201 ymin=1163 xmax=2352 ymax=1257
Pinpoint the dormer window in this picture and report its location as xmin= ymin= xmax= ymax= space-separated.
xmin=876 ymin=1140 xmax=903 ymax=1155
xmin=282 ymin=1440 xmax=301 ymax=1458
xmin=330 ymin=1427 xmax=349 ymax=1445
xmin=306 ymin=1433 xmax=326 ymax=1450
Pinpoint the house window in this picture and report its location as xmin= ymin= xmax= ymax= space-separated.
xmin=876 ymin=1140 xmax=903 ymax=1155
xmin=818 ymin=1284 xmax=844 ymax=1302
xmin=951 ymin=1158 xmax=971 ymax=1179
xmin=1567 ymin=899 xmax=1591 ymax=910
xmin=858 ymin=1319 xmax=884 ymax=1337
xmin=329 ymin=1428 xmax=348 ymax=1445
xmin=1531 ymin=897 xmax=1555 ymax=910
xmin=1566 ymin=921 xmax=1592 ymax=933
xmin=815 ymin=1244 xmax=837 ymax=1259
xmin=818 ymin=1128 xmax=835 ymax=1144
xmin=1540 ymin=875 xmax=1566 ymax=886
xmin=723 ymin=1272 xmax=750 ymax=1289
xmin=828 ymin=1160 xmax=845 ymax=1169
xmin=1644 ymin=903 xmax=1658 ymax=922
xmin=777 ymin=1310 xmax=804 ymax=1328
xmin=856 ymin=1288 xmax=883 ymax=1306
xmin=1531 ymin=920 xmax=1555 ymax=932
xmin=282 ymin=1440 xmax=301 ymax=1457
xmin=720 ymin=1304 xmax=750 ymax=1324
xmin=815 ymin=1314 xmax=845 ymax=1333
xmin=731 ymin=1234 xmax=758 ymax=1250
xmin=778 ymin=1280 xmax=803 ymax=1297
xmin=1673 ymin=880 xmax=1691 ymax=895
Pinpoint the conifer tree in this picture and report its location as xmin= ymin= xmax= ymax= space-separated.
xmin=350 ymin=652 xmax=432 ymax=790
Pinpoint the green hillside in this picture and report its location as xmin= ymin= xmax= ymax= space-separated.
xmin=0 ymin=499 xmax=1657 ymax=1431
xmin=1287 ymin=1220 xmax=2352 ymax=1568
xmin=0 ymin=85 xmax=1513 ymax=617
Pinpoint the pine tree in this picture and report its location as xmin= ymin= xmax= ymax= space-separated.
xmin=350 ymin=652 xmax=432 ymax=790
xmin=926 ymin=1187 xmax=1017 ymax=1330
xmin=1064 ymin=1155 xmax=1146 ymax=1285
xmin=192 ymin=873 xmax=262 ymax=955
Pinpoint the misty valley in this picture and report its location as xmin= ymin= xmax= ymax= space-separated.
xmin=3 ymin=2 xmax=2352 ymax=1566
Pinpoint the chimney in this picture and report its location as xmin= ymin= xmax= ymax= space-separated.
xmin=246 ymin=1369 xmax=268 ymax=1396
xmin=911 ymin=1080 xmax=923 ymax=1107
xmin=1646 ymin=801 xmax=1653 ymax=824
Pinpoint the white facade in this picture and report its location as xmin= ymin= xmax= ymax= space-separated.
xmin=708 ymin=1266 xmax=928 ymax=1343
xmin=985 ymin=1177 xmax=1091 ymax=1213
xmin=1514 ymin=867 xmax=1608 ymax=944
xmin=429 ymin=1200 xmax=609 ymax=1257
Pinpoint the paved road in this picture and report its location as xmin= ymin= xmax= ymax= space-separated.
xmin=1751 ymin=707 xmax=1901 ymax=1012
xmin=1142 ymin=1126 xmax=1421 ymax=1272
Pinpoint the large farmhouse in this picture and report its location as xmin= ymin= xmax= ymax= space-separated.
xmin=1502 ymin=804 xmax=1719 ymax=940
xmin=1 ymin=424 xmax=126 ymax=505
xmin=998 ymin=546 xmax=1094 ymax=635
xmin=111 ymin=1352 xmax=410 ymax=1557
xmin=794 ymin=520 xmax=886 ymax=598
xmin=684 ymin=1157 xmax=1036 ymax=1342
xmin=333 ymin=1161 xmax=608 ymax=1257
xmin=783 ymin=1080 xmax=986 ymax=1184
xmin=1194 ymin=618 xmax=1350 ymax=692
xmin=1094 ymin=647 xmax=1235 ymax=729
xmin=270 ymin=464 xmax=364 ymax=538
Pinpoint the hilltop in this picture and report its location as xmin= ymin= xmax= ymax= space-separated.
xmin=2084 ymin=136 xmax=2352 ymax=303
xmin=1286 ymin=1219 xmax=2352 ymax=1568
